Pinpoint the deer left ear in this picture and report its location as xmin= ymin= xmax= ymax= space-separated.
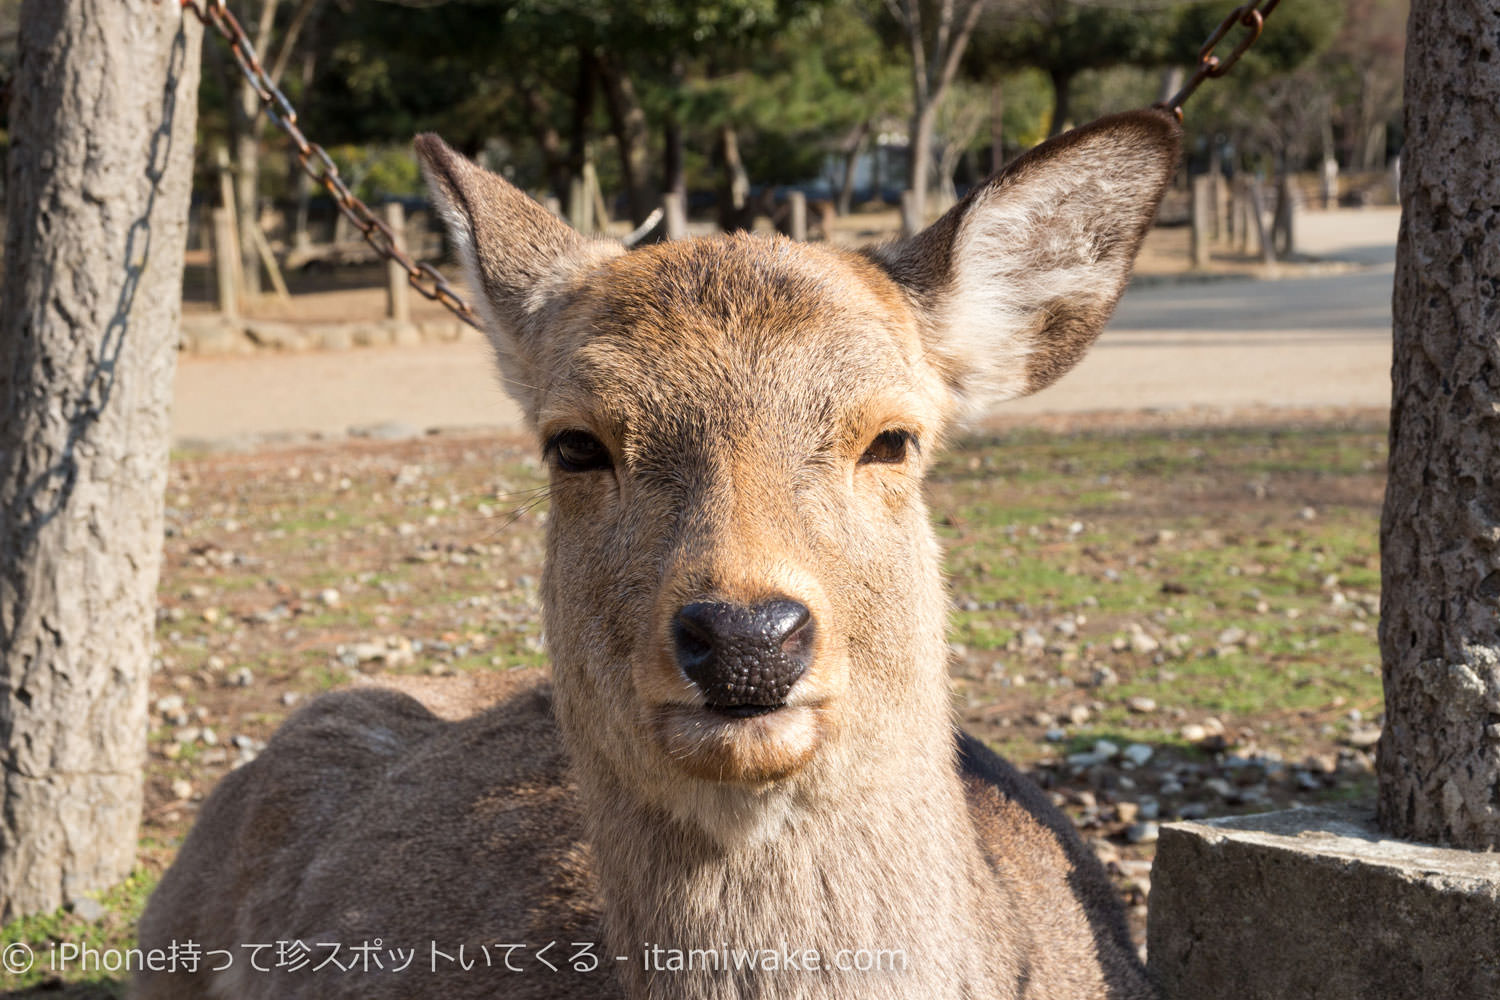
xmin=869 ymin=109 xmax=1181 ymax=412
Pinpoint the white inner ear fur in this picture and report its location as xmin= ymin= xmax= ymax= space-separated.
xmin=940 ymin=171 xmax=1135 ymax=413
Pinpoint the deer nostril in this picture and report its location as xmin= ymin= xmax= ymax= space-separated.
xmin=672 ymin=599 xmax=814 ymax=710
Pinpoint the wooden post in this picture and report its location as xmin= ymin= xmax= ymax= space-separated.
xmin=567 ymin=176 xmax=590 ymax=234
xmin=212 ymin=207 xmax=240 ymax=320
xmin=1213 ymin=172 xmax=1229 ymax=242
xmin=1190 ymin=175 xmax=1213 ymax=269
xmin=663 ymin=192 xmax=687 ymax=240
xmin=384 ymin=201 xmax=410 ymax=324
xmin=787 ymin=191 xmax=807 ymax=242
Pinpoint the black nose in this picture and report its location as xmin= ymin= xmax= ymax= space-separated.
xmin=672 ymin=599 xmax=814 ymax=714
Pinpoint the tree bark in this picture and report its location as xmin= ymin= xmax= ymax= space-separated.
xmin=1047 ymin=68 xmax=1074 ymax=138
xmin=715 ymin=124 xmax=753 ymax=233
xmin=595 ymin=51 xmax=655 ymax=226
xmin=0 ymin=0 xmax=200 ymax=920
xmin=837 ymin=119 xmax=869 ymax=216
xmin=1378 ymin=0 xmax=1500 ymax=850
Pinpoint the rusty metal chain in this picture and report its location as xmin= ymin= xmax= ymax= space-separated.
xmin=1157 ymin=0 xmax=1282 ymax=120
xmin=180 ymin=0 xmax=482 ymax=329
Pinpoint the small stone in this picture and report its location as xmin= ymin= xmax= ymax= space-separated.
xmin=201 ymin=607 xmax=222 ymax=624
xmin=1090 ymin=665 xmax=1119 ymax=688
xmin=1180 ymin=723 xmax=1208 ymax=743
xmin=1093 ymin=739 xmax=1120 ymax=760
xmin=1345 ymin=726 xmax=1383 ymax=749
xmin=1160 ymin=779 xmax=1185 ymax=797
xmin=1044 ymin=728 xmax=1067 ymax=743
xmin=1126 ymin=821 xmax=1160 ymax=844
xmin=1126 ymin=696 xmax=1158 ymax=714
xmin=1116 ymin=801 xmax=1141 ymax=825
xmin=171 ymin=778 xmax=194 ymax=801
xmin=1138 ymin=798 xmax=1161 ymax=821
xmin=282 ymin=691 xmax=302 ymax=707
xmin=1128 ymin=624 xmax=1160 ymax=655
xmin=1068 ymin=704 xmax=1092 ymax=726
xmin=68 ymin=896 xmax=107 ymax=922
xmin=201 ymin=727 xmax=219 ymax=746
xmin=319 ymin=588 xmax=341 ymax=607
xmin=1205 ymin=777 xmax=1234 ymax=799
xmin=1122 ymin=743 xmax=1154 ymax=767
xmin=1216 ymin=626 xmax=1248 ymax=647
xmin=230 ymin=667 xmax=254 ymax=687
xmin=1178 ymin=802 xmax=1210 ymax=820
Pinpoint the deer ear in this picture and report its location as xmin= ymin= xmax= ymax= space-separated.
xmin=869 ymin=109 xmax=1181 ymax=412
xmin=414 ymin=133 xmax=620 ymax=414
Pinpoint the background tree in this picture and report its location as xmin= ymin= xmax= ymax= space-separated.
xmin=0 ymin=0 xmax=200 ymax=919
xmin=881 ymin=0 xmax=986 ymax=231
xmin=1378 ymin=0 xmax=1500 ymax=849
xmin=968 ymin=0 xmax=1171 ymax=137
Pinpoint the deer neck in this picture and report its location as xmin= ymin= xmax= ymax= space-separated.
xmin=574 ymin=678 xmax=1012 ymax=999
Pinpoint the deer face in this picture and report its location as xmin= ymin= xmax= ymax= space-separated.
xmin=416 ymin=110 xmax=1179 ymax=826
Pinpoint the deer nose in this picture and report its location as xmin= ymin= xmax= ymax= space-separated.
xmin=672 ymin=599 xmax=814 ymax=714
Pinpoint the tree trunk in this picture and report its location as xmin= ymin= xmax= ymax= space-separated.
xmin=1378 ymin=0 xmax=1500 ymax=850
xmin=0 ymin=0 xmax=200 ymax=920
xmin=518 ymin=80 xmax=572 ymax=203
xmin=664 ymin=117 xmax=685 ymax=205
xmin=1047 ymin=68 xmax=1073 ymax=138
xmin=596 ymin=51 xmax=655 ymax=226
xmin=837 ymin=119 xmax=869 ymax=216
xmin=989 ymin=79 xmax=1005 ymax=174
xmin=715 ymin=124 xmax=753 ymax=233
xmin=905 ymin=101 xmax=937 ymax=235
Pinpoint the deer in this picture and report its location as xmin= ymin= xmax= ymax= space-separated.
xmin=135 ymin=108 xmax=1179 ymax=1000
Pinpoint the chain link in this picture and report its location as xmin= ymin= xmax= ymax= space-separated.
xmin=1157 ymin=0 xmax=1282 ymax=120
xmin=180 ymin=0 xmax=482 ymax=329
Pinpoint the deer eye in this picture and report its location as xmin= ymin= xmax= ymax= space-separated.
xmin=860 ymin=429 xmax=916 ymax=465
xmin=547 ymin=430 xmax=612 ymax=473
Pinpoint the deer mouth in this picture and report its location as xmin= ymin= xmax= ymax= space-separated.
xmin=652 ymin=700 xmax=826 ymax=783
xmin=706 ymin=702 xmax=785 ymax=719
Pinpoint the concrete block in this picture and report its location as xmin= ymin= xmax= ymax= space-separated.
xmin=1148 ymin=804 xmax=1500 ymax=999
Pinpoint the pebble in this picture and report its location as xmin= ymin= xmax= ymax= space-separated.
xmin=1067 ymin=704 xmax=1092 ymax=726
xmin=230 ymin=667 xmax=254 ymax=687
xmin=1122 ymin=743 xmax=1154 ymax=767
xmin=1178 ymin=802 xmax=1210 ymax=820
xmin=319 ymin=588 xmax=341 ymax=607
xmin=171 ymin=778 xmax=193 ymax=801
xmin=1093 ymin=739 xmax=1120 ymax=760
xmin=1116 ymin=801 xmax=1140 ymax=824
xmin=1126 ymin=821 xmax=1160 ymax=845
xmin=1127 ymin=624 xmax=1160 ymax=655
xmin=282 ymin=691 xmax=302 ymax=707
xmin=68 ymin=896 xmax=107 ymax=923
xmin=1138 ymin=798 xmax=1161 ymax=821
xmin=1044 ymin=728 xmax=1067 ymax=743
xmin=1126 ymin=696 xmax=1157 ymax=714
xmin=1345 ymin=726 xmax=1382 ymax=749
xmin=1179 ymin=723 xmax=1208 ymax=743
xmin=1204 ymin=777 xmax=1234 ymax=799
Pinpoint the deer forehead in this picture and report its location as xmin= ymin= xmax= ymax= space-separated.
xmin=535 ymin=235 xmax=949 ymax=448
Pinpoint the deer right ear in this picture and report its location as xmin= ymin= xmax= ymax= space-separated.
xmin=868 ymin=110 xmax=1181 ymax=416
xmin=414 ymin=134 xmax=620 ymax=414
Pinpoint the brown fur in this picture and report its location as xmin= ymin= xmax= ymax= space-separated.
xmin=136 ymin=110 xmax=1180 ymax=1000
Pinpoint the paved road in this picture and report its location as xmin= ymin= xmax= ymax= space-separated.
xmin=171 ymin=209 xmax=1399 ymax=445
